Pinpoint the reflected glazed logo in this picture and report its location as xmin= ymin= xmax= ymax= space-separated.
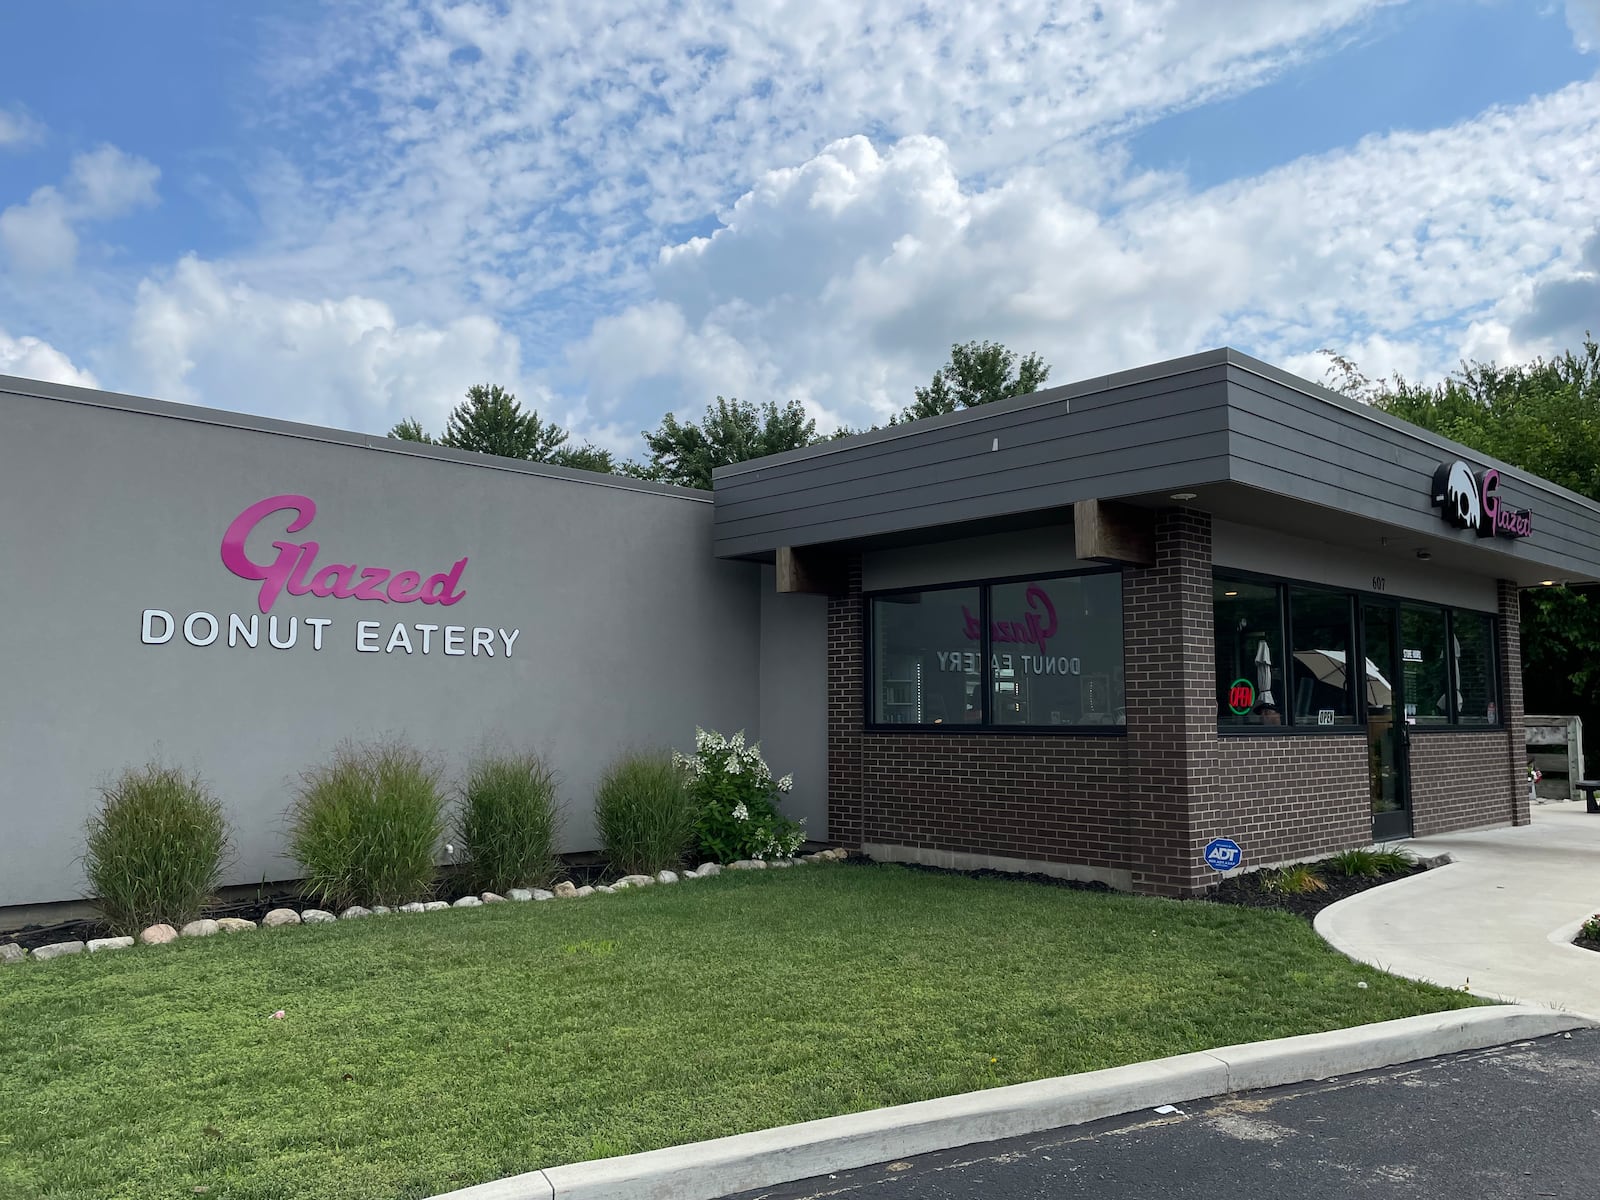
xmin=962 ymin=585 xmax=1058 ymax=656
xmin=1431 ymin=461 xmax=1532 ymax=540
xmin=221 ymin=494 xmax=468 ymax=614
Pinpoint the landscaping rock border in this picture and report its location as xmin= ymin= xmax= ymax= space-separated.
xmin=0 ymin=848 xmax=852 ymax=966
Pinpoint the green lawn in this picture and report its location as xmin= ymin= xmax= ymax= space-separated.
xmin=0 ymin=864 xmax=1476 ymax=1200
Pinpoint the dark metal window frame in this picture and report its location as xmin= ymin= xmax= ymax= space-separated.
xmin=864 ymin=566 xmax=1126 ymax=736
xmin=1213 ymin=568 xmax=1501 ymax=736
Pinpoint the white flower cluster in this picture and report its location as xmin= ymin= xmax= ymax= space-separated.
xmin=675 ymin=727 xmax=782 ymax=790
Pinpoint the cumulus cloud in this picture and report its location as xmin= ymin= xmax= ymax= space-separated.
xmin=1513 ymin=227 xmax=1600 ymax=345
xmin=123 ymin=256 xmax=569 ymax=437
xmin=0 ymin=327 xmax=98 ymax=387
xmin=0 ymin=106 xmax=44 ymax=150
xmin=1567 ymin=0 xmax=1600 ymax=51
xmin=577 ymin=80 xmax=1600 ymax=431
xmin=0 ymin=144 xmax=160 ymax=274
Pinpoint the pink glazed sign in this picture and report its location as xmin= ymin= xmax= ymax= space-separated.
xmin=220 ymin=494 xmax=468 ymax=615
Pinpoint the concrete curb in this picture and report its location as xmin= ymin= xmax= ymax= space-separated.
xmin=429 ymin=1005 xmax=1590 ymax=1200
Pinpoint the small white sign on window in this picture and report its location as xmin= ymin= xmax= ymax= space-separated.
xmin=1318 ymin=709 xmax=1335 ymax=726
xmin=1403 ymin=648 xmax=1424 ymax=662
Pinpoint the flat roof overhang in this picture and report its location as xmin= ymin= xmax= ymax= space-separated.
xmin=711 ymin=348 xmax=1600 ymax=590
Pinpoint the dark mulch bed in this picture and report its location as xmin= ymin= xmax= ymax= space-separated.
xmin=840 ymin=854 xmax=1116 ymax=895
xmin=1574 ymin=936 xmax=1600 ymax=953
xmin=1206 ymin=864 xmax=1427 ymax=921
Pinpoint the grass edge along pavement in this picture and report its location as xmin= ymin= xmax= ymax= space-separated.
xmin=0 ymin=862 xmax=1482 ymax=1200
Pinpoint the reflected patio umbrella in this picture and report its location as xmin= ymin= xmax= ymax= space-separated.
xmin=1437 ymin=634 xmax=1463 ymax=715
xmin=1253 ymin=638 xmax=1275 ymax=707
xmin=1293 ymin=648 xmax=1393 ymax=707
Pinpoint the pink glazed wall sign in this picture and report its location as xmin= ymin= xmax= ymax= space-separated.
xmin=220 ymin=494 xmax=469 ymax=615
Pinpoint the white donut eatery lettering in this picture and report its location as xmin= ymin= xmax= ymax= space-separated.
xmin=138 ymin=493 xmax=521 ymax=658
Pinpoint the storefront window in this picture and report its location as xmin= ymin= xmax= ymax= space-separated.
xmin=871 ymin=588 xmax=981 ymax=724
xmin=989 ymin=574 xmax=1124 ymax=726
xmin=1453 ymin=610 xmax=1499 ymax=725
xmin=1214 ymin=579 xmax=1285 ymax=726
xmin=1288 ymin=587 xmax=1357 ymax=726
xmin=1400 ymin=606 xmax=1451 ymax=726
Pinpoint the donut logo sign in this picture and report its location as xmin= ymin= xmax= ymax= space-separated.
xmin=1431 ymin=461 xmax=1532 ymax=539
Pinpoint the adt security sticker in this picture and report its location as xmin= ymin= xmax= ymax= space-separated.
xmin=1203 ymin=838 xmax=1242 ymax=873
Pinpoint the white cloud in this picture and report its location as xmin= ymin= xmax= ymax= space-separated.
xmin=1567 ymin=0 xmax=1600 ymax=51
xmin=577 ymin=80 xmax=1600 ymax=431
xmin=0 ymin=106 xmax=44 ymax=150
xmin=123 ymin=256 xmax=565 ymax=437
xmin=0 ymin=327 xmax=98 ymax=387
xmin=0 ymin=144 xmax=160 ymax=275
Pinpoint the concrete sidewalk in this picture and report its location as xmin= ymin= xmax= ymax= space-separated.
xmin=1317 ymin=801 xmax=1600 ymax=1018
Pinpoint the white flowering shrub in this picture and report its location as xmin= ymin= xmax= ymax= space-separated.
xmin=675 ymin=727 xmax=803 ymax=862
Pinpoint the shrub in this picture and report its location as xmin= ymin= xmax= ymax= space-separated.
xmin=287 ymin=739 xmax=445 ymax=908
xmin=83 ymin=764 xmax=231 ymax=934
xmin=1368 ymin=845 xmax=1416 ymax=874
xmin=1581 ymin=914 xmax=1600 ymax=942
xmin=594 ymin=750 xmax=697 ymax=875
xmin=1258 ymin=864 xmax=1328 ymax=896
xmin=457 ymin=752 xmax=561 ymax=892
xmin=678 ymin=728 xmax=803 ymax=863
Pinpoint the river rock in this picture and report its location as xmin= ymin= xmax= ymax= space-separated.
xmin=770 ymin=859 xmax=794 ymax=869
xmin=340 ymin=906 xmax=372 ymax=920
xmin=595 ymin=884 xmax=616 ymax=894
xmin=301 ymin=909 xmax=337 ymax=924
xmin=655 ymin=870 xmax=679 ymax=884
xmin=421 ymin=901 xmax=450 ymax=912
xmin=399 ymin=902 xmax=426 ymax=914
xmin=617 ymin=874 xmax=654 ymax=888
xmin=553 ymin=881 xmax=578 ymax=898
xmin=531 ymin=888 xmax=555 ymax=901
xmin=695 ymin=863 xmax=723 ymax=878
xmin=453 ymin=896 xmax=483 ymax=908
xmin=0 ymin=943 xmax=25 ymax=964
xmin=181 ymin=919 xmax=221 ymax=938
xmin=31 ymin=940 xmax=85 ymax=960
xmin=141 ymin=922 xmax=180 ymax=943
xmin=371 ymin=906 xmax=392 ymax=915
xmin=216 ymin=917 xmax=257 ymax=933
xmin=261 ymin=909 xmax=300 ymax=928
xmin=88 ymin=936 xmax=135 ymax=952
xmin=574 ymin=885 xmax=595 ymax=898
xmin=508 ymin=888 xmax=533 ymax=901
xmin=481 ymin=892 xmax=506 ymax=904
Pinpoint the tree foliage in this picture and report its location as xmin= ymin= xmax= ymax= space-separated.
xmin=1336 ymin=337 xmax=1600 ymax=735
xmin=899 ymin=340 xmax=1052 ymax=423
xmin=638 ymin=396 xmax=818 ymax=491
xmin=388 ymin=384 xmax=614 ymax=472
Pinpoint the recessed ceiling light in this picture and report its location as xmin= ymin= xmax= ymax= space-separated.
xmin=1542 ymin=580 xmax=1557 ymax=586
xmin=1224 ymin=591 xmax=1238 ymax=597
xmin=1415 ymin=549 xmax=1432 ymax=561
xmin=1170 ymin=491 xmax=1197 ymax=501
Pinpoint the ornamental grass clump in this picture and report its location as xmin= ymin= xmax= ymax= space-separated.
xmin=679 ymin=727 xmax=803 ymax=863
xmin=83 ymin=763 xmax=231 ymax=935
xmin=595 ymin=750 xmax=697 ymax=875
xmin=287 ymin=739 xmax=445 ymax=908
xmin=457 ymin=751 xmax=561 ymax=892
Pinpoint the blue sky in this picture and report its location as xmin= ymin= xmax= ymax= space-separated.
xmin=1 ymin=1 xmax=1598 ymax=453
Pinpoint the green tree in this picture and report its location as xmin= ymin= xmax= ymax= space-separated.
xmin=388 ymin=417 xmax=434 ymax=443
xmin=638 ymin=396 xmax=818 ymax=490
xmin=899 ymin=340 xmax=1052 ymax=423
xmin=548 ymin=443 xmax=616 ymax=473
xmin=1334 ymin=337 xmax=1600 ymax=746
xmin=441 ymin=383 xmax=569 ymax=461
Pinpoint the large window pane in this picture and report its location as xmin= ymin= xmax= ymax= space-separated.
xmin=871 ymin=588 xmax=982 ymax=724
xmin=1454 ymin=610 xmax=1499 ymax=725
xmin=1400 ymin=606 xmax=1451 ymax=726
xmin=989 ymin=574 xmax=1124 ymax=726
xmin=1289 ymin=588 xmax=1357 ymax=725
xmin=1214 ymin=578 xmax=1285 ymax=727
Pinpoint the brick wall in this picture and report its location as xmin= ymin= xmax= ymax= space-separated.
xmin=1123 ymin=510 xmax=1218 ymax=894
xmin=1409 ymin=730 xmax=1518 ymax=836
xmin=1209 ymin=736 xmax=1370 ymax=863
xmin=826 ymin=556 xmax=865 ymax=848
xmin=1499 ymin=579 xmax=1530 ymax=826
xmin=856 ymin=733 xmax=1130 ymax=869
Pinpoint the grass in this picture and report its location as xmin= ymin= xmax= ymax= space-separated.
xmin=0 ymin=865 xmax=1478 ymax=1200
xmin=1323 ymin=845 xmax=1415 ymax=878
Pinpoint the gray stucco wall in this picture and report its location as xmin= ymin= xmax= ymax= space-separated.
xmin=0 ymin=381 xmax=775 ymax=906
xmin=758 ymin=567 xmax=829 ymax=839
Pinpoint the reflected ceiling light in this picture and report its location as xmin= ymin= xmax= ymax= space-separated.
xmin=1170 ymin=491 xmax=1197 ymax=501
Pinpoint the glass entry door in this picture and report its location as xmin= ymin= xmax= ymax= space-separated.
xmin=1362 ymin=601 xmax=1411 ymax=840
